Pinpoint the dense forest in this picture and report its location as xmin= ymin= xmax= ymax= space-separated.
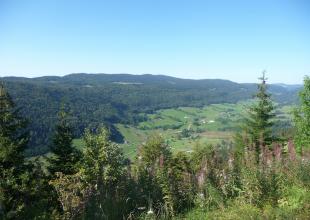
xmin=1 ymin=74 xmax=301 ymax=156
xmin=0 ymin=74 xmax=309 ymax=219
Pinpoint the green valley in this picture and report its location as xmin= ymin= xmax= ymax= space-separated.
xmin=1 ymin=74 xmax=309 ymax=219
xmin=1 ymin=73 xmax=300 ymax=156
xmin=74 ymin=101 xmax=294 ymax=159
xmin=2 ymin=1 xmax=310 ymax=218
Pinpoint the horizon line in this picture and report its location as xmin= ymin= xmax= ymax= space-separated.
xmin=0 ymin=72 xmax=305 ymax=85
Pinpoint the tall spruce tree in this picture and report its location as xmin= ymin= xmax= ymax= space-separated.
xmin=48 ymin=106 xmax=80 ymax=176
xmin=0 ymin=83 xmax=29 ymax=219
xmin=293 ymin=76 xmax=310 ymax=153
xmin=238 ymin=72 xmax=275 ymax=162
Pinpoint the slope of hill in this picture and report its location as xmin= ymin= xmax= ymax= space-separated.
xmin=0 ymin=73 xmax=301 ymax=155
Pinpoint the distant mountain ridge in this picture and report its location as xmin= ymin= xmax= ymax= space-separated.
xmin=0 ymin=73 xmax=301 ymax=156
xmin=2 ymin=73 xmax=302 ymax=87
xmin=1 ymin=73 xmax=301 ymax=105
xmin=2 ymin=73 xmax=242 ymax=85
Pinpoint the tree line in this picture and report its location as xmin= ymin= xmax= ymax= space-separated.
xmin=0 ymin=74 xmax=309 ymax=219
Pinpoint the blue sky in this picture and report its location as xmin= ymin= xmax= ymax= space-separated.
xmin=0 ymin=0 xmax=309 ymax=84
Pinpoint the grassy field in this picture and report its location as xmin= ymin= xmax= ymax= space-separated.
xmin=74 ymin=101 xmax=293 ymax=159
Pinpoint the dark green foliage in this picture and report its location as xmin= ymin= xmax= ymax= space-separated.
xmin=245 ymin=72 xmax=275 ymax=145
xmin=0 ymin=83 xmax=58 ymax=219
xmin=1 ymin=73 xmax=300 ymax=156
xmin=20 ymin=159 xmax=60 ymax=219
xmin=236 ymin=72 xmax=276 ymax=163
xmin=163 ymin=152 xmax=196 ymax=214
xmin=0 ymin=83 xmax=29 ymax=219
xmin=294 ymin=76 xmax=310 ymax=152
xmin=81 ymin=127 xmax=128 ymax=219
xmin=48 ymin=107 xmax=81 ymax=176
xmin=0 ymin=83 xmax=28 ymax=170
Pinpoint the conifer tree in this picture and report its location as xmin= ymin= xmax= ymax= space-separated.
xmin=48 ymin=106 xmax=80 ymax=176
xmin=247 ymin=72 xmax=275 ymax=143
xmin=0 ymin=83 xmax=29 ymax=218
xmin=239 ymin=71 xmax=275 ymax=162
xmin=293 ymin=76 xmax=310 ymax=152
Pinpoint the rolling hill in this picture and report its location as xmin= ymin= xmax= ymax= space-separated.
xmin=1 ymin=73 xmax=301 ymax=155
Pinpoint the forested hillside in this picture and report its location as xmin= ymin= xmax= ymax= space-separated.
xmin=1 ymin=74 xmax=301 ymax=155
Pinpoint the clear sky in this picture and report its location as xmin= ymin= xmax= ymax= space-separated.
xmin=0 ymin=0 xmax=309 ymax=84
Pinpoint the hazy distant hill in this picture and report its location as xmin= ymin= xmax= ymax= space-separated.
xmin=1 ymin=73 xmax=301 ymax=155
xmin=273 ymin=83 xmax=303 ymax=91
xmin=2 ymin=73 xmax=301 ymax=106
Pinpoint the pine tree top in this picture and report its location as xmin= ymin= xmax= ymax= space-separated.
xmin=0 ymin=82 xmax=14 ymax=109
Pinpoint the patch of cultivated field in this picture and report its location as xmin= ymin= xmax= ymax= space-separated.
xmin=118 ymin=103 xmax=246 ymax=158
